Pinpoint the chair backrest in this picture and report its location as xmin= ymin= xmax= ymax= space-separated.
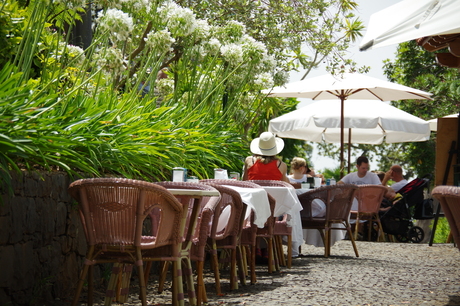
xmin=432 ymin=185 xmax=460 ymax=250
xmin=356 ymin=184 xmax=388 ymax=214
xmin=68 ymin=178 xmax=183 ymax=249
xmin=200 ymin=179 xmax=261 ymax=189
xmin=298 ymin=184 xmax=358 ymax=221
xmin=249 ymin=180 xmax=294 ymax=189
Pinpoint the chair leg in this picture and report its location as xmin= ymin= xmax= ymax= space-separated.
xmin=196 ymin=260 xmax=205 ymax=306
xmin=158 ymin=261 xmax=170 ymax=293
xmin=230 ymin=248 xmax=238 ymax=290
xmin=250 ymin=245 xmax=257 ymax=284
xmin=135 ymin=249 xmax=147 ymax=306
xmin=72 ymin=247 xmax=94 ymax=306
xmin=324 ymin=226 xmax=330 ymax=257
xmin=267 ymin=237 xmax=275 ymax=273
xmin=274 ymin=236 xmax=285 ymax=267
xmin=287 ymin=235 xmax=292 ymax=268
xmin=209 ymin=245 xmax=222 ymax=295
xmin=183 ymin=257 xmax=196 ymax=306
xmin=236 ymin=246 xmax=247 ymax=286
xmin=345 ymin=221 xmax=359 ymax=257
xmin=172 ymin=259 xmax=185 ymax=306
xmin=354 ymin=215 xmax=360 ymax=241
xmin=375 ymin=215 xmax=386 ymax=242
xmin=88 ymin=265 xmax=94 ymax=306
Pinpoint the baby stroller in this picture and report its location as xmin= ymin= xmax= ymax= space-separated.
xmin=379 ymin=174 xmax=434 ymax=243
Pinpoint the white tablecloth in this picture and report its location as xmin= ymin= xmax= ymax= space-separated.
xmin=223 ymin=185 xmax=270 ymax=228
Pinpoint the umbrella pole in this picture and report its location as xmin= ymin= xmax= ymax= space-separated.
xmin=348 ymin=128 xmax=352 ymax=174
xmin=340 ymin=95 xmax=345 ymax=179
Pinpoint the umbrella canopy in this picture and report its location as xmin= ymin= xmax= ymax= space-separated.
xmin=269 ymin=100 xmax=431 ymax=144
xmin=263 ymin=73 xmax=432 ymax=177
xmin=262 ymin=73 xmax=432 ymax=101
xmin=359 ymin=0 xmax=460 ymax=51
xmin=269 ymin=100 xmax=430 ymax=173
xmin=428 ymin=114 xmax=459 ymax=131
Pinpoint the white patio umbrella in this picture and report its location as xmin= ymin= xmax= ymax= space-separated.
xmin=428 ymin=113 xmax=459 ymax=131
xmin=359 ymin=0 xmax=460 ymax=51
xmin=269 ymin=100 xmax=431 ymax=173
xmin=262 ymin=73 xmax=432 ymax=177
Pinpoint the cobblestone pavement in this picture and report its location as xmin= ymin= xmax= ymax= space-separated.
xmin=76 ymin=241 xmax=460 ymax=306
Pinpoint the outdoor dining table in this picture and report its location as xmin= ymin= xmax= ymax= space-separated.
xmin=224 ymin=184 xmax=304 ymax=253
xmin=223 ymin=185 xmax=271 ymax=228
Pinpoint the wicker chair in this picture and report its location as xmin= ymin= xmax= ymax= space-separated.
xmin=298 ymin=184 xmax=359 ymax=257
xmin=152 ymin=181 xmax=221 ymax=306
xmin=200 ymin=183 xmax=247 ymax=297
xmin=249 ymin=180 xmax=294 ymax=268
xmin=68 ymin=178 xmax=185 ymax=306
xmin=200 ymin=179 xmax=276 ymax=283
xmin=432 ymin=186 xmax=460 ymax=251
xmin=351 ymin=184 xmax=388 ymax=241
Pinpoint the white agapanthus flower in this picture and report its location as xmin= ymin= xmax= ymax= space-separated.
xmin=145 ymin=30 xmax=176 ymax=54
xmin=94 ymin=47 xmax=126 ymax=72
xmin=158 ymin=1 xmax=197 ymax=37
xmin=221 ymin=43 xmax=244 ymax=65
xmin=97 ymin=8 xmax=134 ymax=42
xmin=254 ymin=72 xmax=274 ymax=89
xmin=192 ymin=19 xmax=211 ymax=41
xmin=218 ymin=20 xmax=246 ymax=43
xmin=204 ymin=38 xmax=221 ymax=56
xmin=50 ymin=42 xmax=85 ymax=66
xmin=241 ymin=35 xmax=268 ymax=61
xmin=156 ymin=78 xmax=174 ymax=96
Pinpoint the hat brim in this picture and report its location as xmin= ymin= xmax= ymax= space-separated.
xmin=250 ymin=137 xmax=284 ymax=156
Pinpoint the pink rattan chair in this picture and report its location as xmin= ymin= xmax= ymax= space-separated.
xmin=298 ymin=184 xmax=359 ymax=257
xmin=351 ymin=184 xmax=388 ymax=242
xmin=200 ymin=179 xmax=276 ymax=284
xmin=151 ymin=181 xmax=221 ymax=306
xmin=432 ymin=186 xmax=460 ymax=251
xmin=200 ymin=183 xmax=247 ymax=299
xmin=249 ymin=180 xmax=294 ymax=268
xmin=68 ymin=178 xmax=184 ymax=306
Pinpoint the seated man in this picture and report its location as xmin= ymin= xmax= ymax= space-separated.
xmin=380 ymin=165 xmax=408 ymax=211
xmin=382 ymin=165 xmax=407 ymax=197
xmin=338 ymin=156 xmax=381 ymax=209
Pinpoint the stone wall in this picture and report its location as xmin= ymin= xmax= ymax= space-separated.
xmin=0 ymin=171 xmax=88 ymax=306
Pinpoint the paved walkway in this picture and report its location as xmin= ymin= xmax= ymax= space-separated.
xmin=79 ymin=241 xmax=460 ymax=306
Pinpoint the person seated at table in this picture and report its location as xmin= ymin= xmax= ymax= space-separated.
xmin=242 ymin=132 xmax=290 ymax=261
xmin=380 ymin=165 xmax=408 ymax=211
xmin=338 ymin=156 xmax=381 ymax=212
xmin=287 ymin=157 xmax=316 ymax=188
xmin=242 ymin=132 xmax=290 ymax=183
xmin=373 ymin=170 xmax=385 ymax=182
xmin=315 ymin=173 xmax=326 ymax=186
xmin=338 ymin=156 xmax=381 ymax=186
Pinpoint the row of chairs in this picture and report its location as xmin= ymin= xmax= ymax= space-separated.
xmin=69 ymin=178 xmax=380 ymax=306
xmin=68 ymin=178 xmax=299 ymax=306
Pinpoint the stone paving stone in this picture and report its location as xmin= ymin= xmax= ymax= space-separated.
xmin=76 ymin=241 xmax=460 ymax=306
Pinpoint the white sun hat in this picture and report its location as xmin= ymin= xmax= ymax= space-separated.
xmin=250 ymin=132 xmax=284 ymax=156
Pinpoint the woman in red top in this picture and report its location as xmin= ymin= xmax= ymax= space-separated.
xmin=242 ymin=132 xmax=290 ymax=183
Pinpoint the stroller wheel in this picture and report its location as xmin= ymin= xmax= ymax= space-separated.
xmin=408 ymin=226 xmax=424 ymax=243
xmin=395 ymin=234 xmax=409 ymax=243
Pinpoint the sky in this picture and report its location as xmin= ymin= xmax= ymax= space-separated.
xmin=288 ymin=0 xmax=402 ymax=173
